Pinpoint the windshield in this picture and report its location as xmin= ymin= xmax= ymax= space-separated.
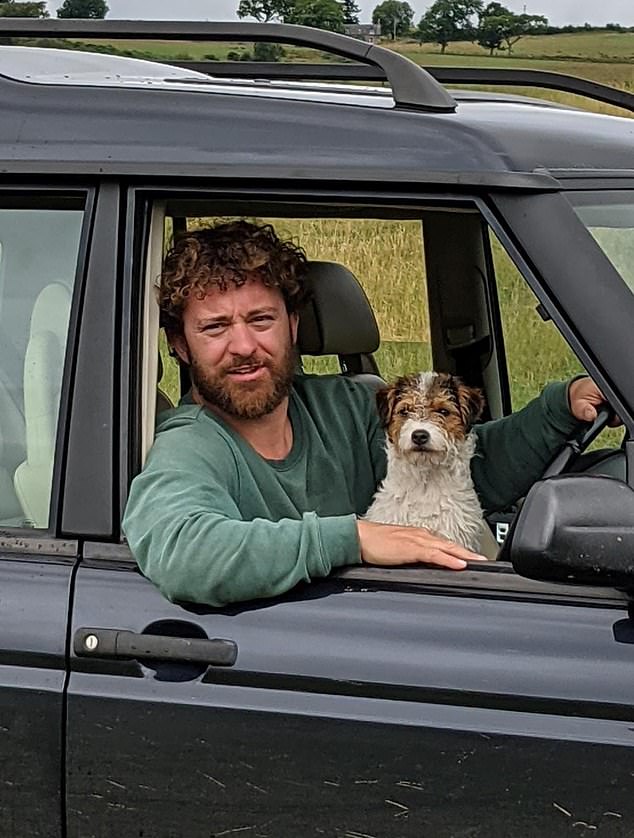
xmin=568 ymin=191 xmax=634 ymax=290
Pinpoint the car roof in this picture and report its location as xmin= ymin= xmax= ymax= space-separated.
xmin=1 ymin=45 xmax=632 ymax=186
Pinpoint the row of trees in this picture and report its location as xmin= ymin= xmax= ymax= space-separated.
xmin=421 ymin=1 xmax=547 ymax=55
xmin=374 ymin=0 xmax=548 ymax=54
xmin=0 ymin=0 xmax=108 ymax=17
xmin=236 ymin=0 xmax=549 ymax=54
xmin=237 ymin=0 xmax=361 ymax=29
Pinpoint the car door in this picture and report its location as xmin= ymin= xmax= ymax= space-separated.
xmin=0 ymin=188 xmax=89 ymax=837
xmin=64 ymin=189 xmax=634 ymax=838
xmin=66 ymin=554 xmax=634 ymax=838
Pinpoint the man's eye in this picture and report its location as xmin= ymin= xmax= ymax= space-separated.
xmin=251 ymin=316 xmax=274 ymax=327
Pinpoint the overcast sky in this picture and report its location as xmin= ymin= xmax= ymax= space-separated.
xmin=46 ymin=0 xmax=634 ymax=28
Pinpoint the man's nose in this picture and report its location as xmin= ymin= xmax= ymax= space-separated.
xmin=227 ymin=322 xmax=258 ymax=356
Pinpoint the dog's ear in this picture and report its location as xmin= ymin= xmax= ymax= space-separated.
xmin=456 ymin=383 xmax=485 ymax=429
xmin=376 ymin=385 xmax=397 ymax=427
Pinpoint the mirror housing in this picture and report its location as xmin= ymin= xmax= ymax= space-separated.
xmin=510 ymin=475 xmax=634 ymax=588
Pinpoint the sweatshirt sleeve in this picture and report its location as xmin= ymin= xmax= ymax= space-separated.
xmin=122 ymin=430 xmax=361 ymax=608
xmin=472 ymin=380 xmax=586 ymax=513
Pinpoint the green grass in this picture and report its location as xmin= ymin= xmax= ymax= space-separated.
xmin=404 ymin=31 xmax=634 ymax=63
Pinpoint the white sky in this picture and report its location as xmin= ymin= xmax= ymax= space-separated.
xmin=46 ymin=0 xmax=634 ymax=27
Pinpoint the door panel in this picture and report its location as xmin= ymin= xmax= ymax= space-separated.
xmin=0 ymin=555 xmax=74 ymax=837
xmin=67 ymin=561 xmax=634 ymax=838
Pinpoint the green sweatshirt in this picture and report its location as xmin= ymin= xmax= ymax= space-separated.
xmin=122 ymin=374 xmax=582 ymax=607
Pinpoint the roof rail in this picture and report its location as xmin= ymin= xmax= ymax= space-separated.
xmin=169 ymin=61 xmax=634 ymax=114
xmin=0 ymin=18 xmax=456 ymax=113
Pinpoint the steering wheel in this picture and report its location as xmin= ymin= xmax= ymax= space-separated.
xmin=495 ymin=406 xmax=614 ymax=562
xmin=539 ymin=406 xmax=614 ymax=479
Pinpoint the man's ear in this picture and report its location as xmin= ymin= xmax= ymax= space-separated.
xmin=169 ymin=332 xmax=190 ymax=366
xmin=289 ymin=311 xmax=299 ymax=345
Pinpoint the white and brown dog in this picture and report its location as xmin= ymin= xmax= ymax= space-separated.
xmin=365 ymin=371 xmax=485 ymax=552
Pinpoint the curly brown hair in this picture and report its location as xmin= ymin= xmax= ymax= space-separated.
xmin=159 ymin=220 xmax=310 ymax=334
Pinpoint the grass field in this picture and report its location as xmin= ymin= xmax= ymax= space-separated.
xmin=144 ymin=31 xmax=628 ymax=444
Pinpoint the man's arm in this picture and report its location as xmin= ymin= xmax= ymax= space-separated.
xmin=123 ymin=458 xmax=363 ymax=608
xmin=472 ymin=378 xmax=592 ymax=512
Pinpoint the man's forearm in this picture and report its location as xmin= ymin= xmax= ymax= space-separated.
xmin=472 ymin=381 xmax=584 ymax=512
xmin=124 ymin=503 xmax=361 ymax=607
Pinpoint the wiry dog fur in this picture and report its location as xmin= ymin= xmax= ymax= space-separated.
xmin=365 ymin=371 xmax=485 ymax=552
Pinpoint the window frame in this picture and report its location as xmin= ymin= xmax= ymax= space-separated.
xmin=0 ymin=184 xmax=94 ymax=546
xmin=110 ymin=183 xmax=633 ymax=604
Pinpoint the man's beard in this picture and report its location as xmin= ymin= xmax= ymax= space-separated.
xmin=189 ymin=340 xmax=296 ymax=420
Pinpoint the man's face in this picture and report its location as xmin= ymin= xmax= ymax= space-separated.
xmin=172 ymin=277 xmax=299 ymax=420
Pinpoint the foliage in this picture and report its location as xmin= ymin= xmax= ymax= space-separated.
xmin=484 ymin=11 xmax=548 ymax=54
xmin=0 ymin=0 xmax=48 ymax=16
xmin=57 ymin=0 xmax=108 ymax=17
xmin=236 ymin=0 xmax=291 ymax=21
xmin=477 ymin=1 xmax=510 ymax=55
xmin=416 ymin=0 xmax=482 ymax=53
xmin=285 ymin=0 xmax=346 ymax=33
xmin=372 ymin=0 xmax=414 ymax=39
xmin=252 ymin=41 xmax=285 ymax=60
xmin=339 ymin=0 xmax=360 ymax=25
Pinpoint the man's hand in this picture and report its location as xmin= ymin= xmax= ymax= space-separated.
xmin=568 ymin=377 xmax=620 ymax=425
xmin=356 ymin=520 xmax=487 ymax=571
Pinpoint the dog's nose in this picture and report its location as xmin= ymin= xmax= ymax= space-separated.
xmin=411 ymin=429 xmax=430 ymax=448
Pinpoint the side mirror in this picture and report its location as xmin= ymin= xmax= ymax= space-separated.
xmin=509 ymin=475 xmax=634 ymax=588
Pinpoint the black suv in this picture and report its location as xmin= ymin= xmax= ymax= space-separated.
xmin=1 ymin=18 xmax=633 ymax=838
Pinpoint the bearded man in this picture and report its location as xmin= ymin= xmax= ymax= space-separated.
xmin=123 ymin=220 xmax=609 ymax=607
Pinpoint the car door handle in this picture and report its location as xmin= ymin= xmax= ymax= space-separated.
xmin=73 ymin=627 xmax=237 ymax=667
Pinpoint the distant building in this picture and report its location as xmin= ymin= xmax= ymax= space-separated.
xmin=344 ymin=23 xmax=381 ymax=43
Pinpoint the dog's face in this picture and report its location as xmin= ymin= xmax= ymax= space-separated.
xmin=376 ymin=372 xmax=485 ymax=463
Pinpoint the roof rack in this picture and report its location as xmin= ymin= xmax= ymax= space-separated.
xmin=169 ymin=62 xmax=634 ymax=114
xmin=0 ymin=18 xmax=456 ymax=113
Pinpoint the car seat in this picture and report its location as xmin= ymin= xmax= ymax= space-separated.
xmin=13 ymin=283 xmax=71 ymax=528
xmin=298 ymin=261 xmax=384 ymax=389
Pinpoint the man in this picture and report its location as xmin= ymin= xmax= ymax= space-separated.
xmin=123 ymin=220 xmax=610 ymax=607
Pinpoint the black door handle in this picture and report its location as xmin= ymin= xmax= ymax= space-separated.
xmin=74 ymin=627 xmax=237 ymax=667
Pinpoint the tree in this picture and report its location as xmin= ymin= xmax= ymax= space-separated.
xmin=480 ymin=1 xmax=508 ymax=17
xmin=477 ymin=2 xmax=511 ymax=55
xmin=236 ymin=0 xmax=291 ymax=22
xmin=57 ymin=0 xmax=108 ymax=17
xmin=285 ymin=0 xmax=346 ymax=33
xmin=0 ymin=0 xmax=48 ymax=16
xmin=339 ymin=0 xmax=360 ymax=25
xmin=372 ymin=1 xmax=414 ymax=40
xmin=477 ymin=15 xmax=504 ymax=54
xmin=482 ymin=11 xmax=547 ymax=55
xmin=416 ymin=0 xmax=482 ymax=54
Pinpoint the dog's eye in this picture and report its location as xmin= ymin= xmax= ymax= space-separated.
xmin=396 ymin=406 xmax=409 ymax=416
xmin=436 ymin=408 xmax=451 ymax=417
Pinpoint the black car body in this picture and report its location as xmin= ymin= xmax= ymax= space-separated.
xmin=0 ymin=18 xmax=633 ymax=838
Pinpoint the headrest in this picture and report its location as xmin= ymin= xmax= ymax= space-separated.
xmin=30 ymin=283 xmax=71 ymax=340
xmin=297 ymin=261 xmax=380 ymax=356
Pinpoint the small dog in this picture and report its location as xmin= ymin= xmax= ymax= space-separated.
xmin=365 ymin=371 xmax=485 ymax=552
